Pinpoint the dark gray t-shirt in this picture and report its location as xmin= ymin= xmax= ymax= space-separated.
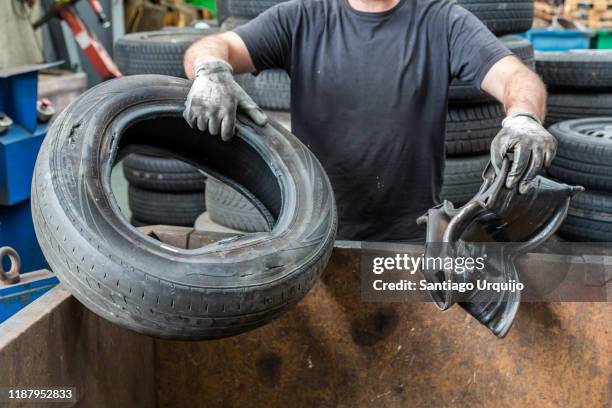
xmin=235 ymin=0 xmax=511 ymax=242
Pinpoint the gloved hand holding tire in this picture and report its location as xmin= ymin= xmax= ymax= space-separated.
xmin=183 ymin=59 xmax=268 ymax=141
xmin=491 ymin=113 xmax=558 ymax=194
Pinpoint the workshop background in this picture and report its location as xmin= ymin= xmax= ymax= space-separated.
xmin=0 ymin=0 xmax=610 ymax=407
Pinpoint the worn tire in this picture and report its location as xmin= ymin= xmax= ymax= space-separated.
xmin=449 ymin=36 xmax=535 ymax=103
xmin=440 ymin=155 xmax=489 ymax=204
xmin=457 ymin=0 xmax=534 ymax=35
xmin=446 ymin=102 xmax=504 ymax=155
xmin=536 ymin=50 xmax=612 ymax=91
xmin=128 ymin=185 xmax=206 ymax=227
xmin=548 ymin=118 xmax=612 ymax=191
xmin=206 ymin=179 xmax=272 ymax=232
xmin=546 ymin=93 xmax=612 ymax=126
xmin=235 ymin=70 xmax=291 ymax=111
xmin=557 ymin=190 xmax=612 ymax=241
xmin=31 ymin=75 xmax=337 ymax=340
xmin=115 ymin=29 xmax=216 ymax=77
xmin=123 ymin=154 xmax=206 ymax=192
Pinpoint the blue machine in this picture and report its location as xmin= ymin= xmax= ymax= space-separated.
xmin=0 ymin=270 xmax=59 ymax=324
xmin=0 ymin=63 xmax=60 ymax=274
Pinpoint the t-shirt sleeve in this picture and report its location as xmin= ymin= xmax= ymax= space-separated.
xmin=446 ymin=3 xmax=513 ymax=89
xmin=233 ymin=1 xmax=300 ymax=73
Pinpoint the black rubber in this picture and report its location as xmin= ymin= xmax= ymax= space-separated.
xmin=206 ymin=179 xmax=272 ymax=232
xmin=128 ymin=185 xmax=206 ymax=227
xmin=557 ymin=190 xmax=612 ymax=242
xmin=32 ymin=75 xmax=337 ymax=340
xmin=223 ymin=0 xmax=288 ymax=18
xmin=536 ymin=50 xmax=612 ymax=91
xmin=440 ymin=155 xmax=490 ymax=205
xmin=114 ymin=29 xmax=216 ymax=78
xmin=123 ymin=153 xmax=206 ymax=192
xmin=449 ymin=36 xmax=535 ymax=103
xmin=548 ymin=118 xmax=612 ymax=191
xmin=446 ymin=102 xmax=504 ymax=155
xmin=235 ymin=70 xmax=291 ymax=111
xmin=546 ymin=93 xmax=612 ymax=126
xmin=457 ymin=0 xmax=534 ymax=35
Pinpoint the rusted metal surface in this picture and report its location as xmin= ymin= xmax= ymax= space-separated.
xmin=155 ymin=243 xmax=611 ymax=408
xmin=0 ymin=285 xmax=156 ymax=408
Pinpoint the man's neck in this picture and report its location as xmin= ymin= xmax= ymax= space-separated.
xmin=347 ymin=0 xmax=401 ymax=12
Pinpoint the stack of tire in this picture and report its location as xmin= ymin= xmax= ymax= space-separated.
xmin=114 ymin=29 xmax=218 ymax=226
xmin=442 ymin=0 xmax=535 ymax=205
xmin=535 ymin=51 xmax=612 ymax=241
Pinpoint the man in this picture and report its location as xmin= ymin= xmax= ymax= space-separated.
xmin=183 ymin=0 xmax=557 ymax=242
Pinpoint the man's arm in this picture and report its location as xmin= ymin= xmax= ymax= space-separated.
xmin=480 ymin=56 xmax=557 ymax=194
xmin=183 ymin=32 xmax=255 ymax=79
xmin=481 ymin=55 xmax=546 ymax=122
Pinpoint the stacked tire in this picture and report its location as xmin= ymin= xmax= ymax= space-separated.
xmin=535 ymin=51 xmax=612 ymax=241
xmin=546 ymin=119 xmax=612 ymax=242
xmin=536 ymin=51 xmax=612 ymax=126
xmin=442 ymin=34 xmax=535 ymax=205
xmin=123 ymin=154 xmax=206 ymax=227
xmin=115 ymin=29 xmax=216 ymax=226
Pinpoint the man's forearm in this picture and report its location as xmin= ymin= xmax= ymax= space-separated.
xmin=184 ymin=35 xmax=231 ymax=80
xmin=501 ymin=68 xmax=547 ymax=123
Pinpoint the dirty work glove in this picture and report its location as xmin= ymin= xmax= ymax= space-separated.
xmin=183 ymin=59 xmax=268 ymax=141
xmin=491 ymin=112 xmax=557 ymax=194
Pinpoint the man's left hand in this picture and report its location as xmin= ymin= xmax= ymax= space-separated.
xmin=491 ymin=113 xmax=558 ymax=194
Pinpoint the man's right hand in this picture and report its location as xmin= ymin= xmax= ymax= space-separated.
xmin=183 ymin=59 xmax=268 ymax=141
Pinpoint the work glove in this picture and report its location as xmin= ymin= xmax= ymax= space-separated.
xmin=183 ymin=59 xmax=268 ymax=141
xmin=491 ymin=113 xmax=557 ymax=194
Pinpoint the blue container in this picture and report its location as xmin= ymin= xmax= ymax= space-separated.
xmin=522 ymin=29 xmax=595 ymax=52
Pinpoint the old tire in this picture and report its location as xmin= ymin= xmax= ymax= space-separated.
xmin=446 ymin=102 xmax=504 ymax=155
xmin=206 ymin=179 xmax=272 ymax=232
xmin=32 ymin=75 xmax=337 ymax=340
xmin=546 ymin=93 xmax=612 ymax=126
xmin=222 ymin=0 xmax=288 ymax=18
xmin=114 ymin=29 xmax=216 ymax=77
xmin=536 ymin=50 xmax=612 ymax=91
xmin=548 ymin=118 xmax=612 ymax=190
xmin=457 ymin=0 xmax=534 ymax=35
xmin=557 ymin=190 xmax=612 ymax=241
xmin=440 ymin=155 xmax=489 ymax=205
xmin=235 ymin=70 xmax=291 ymax=111
xmin=449 ymin=36 xmax=535 ymax=103
xmin=123 ymin=154 xmax=206 ymax=192
xmin=128 ymin=185 xmax=206 ymax=227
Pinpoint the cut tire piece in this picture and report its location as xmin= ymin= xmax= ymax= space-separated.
xmin=123 ymin=153 xmax=206 ymax=192
xmin=449 ymin=36 xmax=535 ymax=103
xmin=557 ymin=190 xmax=612 ymax=241
xmin=457 ymin=0 xmax=534 ymax=35
xmin=114 ymin=29 xmax=217 ymax=77
xmin=206 ymin=178 xmax=273 ymax=232
xmin=446 ymin=102 xmax=504 ymax=155
xmin=440 ymin=155 xmax=490 ymax=205
xmin=536 ymin=50 xmax=612 ymax=91
xmin=128 ymin=185 xmax=206 ymax=227
xmin=32 ymin=74 xmax=337 ymax=340
xmin=546 ymin=93 xmax=612 ymax=126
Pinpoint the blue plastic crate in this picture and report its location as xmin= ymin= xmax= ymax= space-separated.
xmin=522 ymin=29 xmax=595 ymax=52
